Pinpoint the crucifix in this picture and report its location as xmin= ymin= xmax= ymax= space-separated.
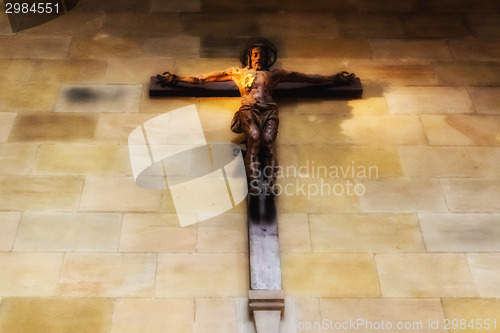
xmin=152 ymin=37 xmax=362 ymax=333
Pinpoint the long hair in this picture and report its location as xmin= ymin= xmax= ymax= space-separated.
xmin=239 ymin=37 xmax=277 ymax=69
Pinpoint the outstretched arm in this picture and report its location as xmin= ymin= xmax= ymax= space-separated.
xmin=157 ymin=69 xmax=234 ymax=85
xmin=277 ymin=70 xmax=355 ymax=85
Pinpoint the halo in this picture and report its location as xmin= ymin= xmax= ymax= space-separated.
xmin=239 ymin=37 xmax=277 ymax=69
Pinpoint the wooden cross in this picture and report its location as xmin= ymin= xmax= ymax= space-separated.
xmin=149 ymin=67 xmax=362 ymax=333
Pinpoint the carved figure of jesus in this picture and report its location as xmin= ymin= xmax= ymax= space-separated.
xmin=157 ymin=38 xmax=354 ymax=195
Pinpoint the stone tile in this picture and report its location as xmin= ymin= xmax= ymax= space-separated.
xmin=376 ymin=254 xmax=478 ymax=297
xmin=338 ymin=15 xmax=406 ymax=38
xmin=442 ymin=115 xmax=500 ymax=146
xmin=106 ymin=57 xmax=174 ymax=84
xmin=34 ymin=143 xmax=131 ymax=176
xmin=55 ymin=84 xmax=142 ymax=113
xmin=360 ymin=178 xmax=448 ymax=213
xmin=68 ymin=36 xmax=143 ymax=58
xmin=0 ymin=10 xmax=14 ymax=35
xmin=94 ymin=113 xmax=163 ymax=142
xmin=348 ymin=60 xmax=438 ymax=85
xmin=277 ymin=214 xmax=312 ymax=252
xmin=142 ymin=36 xmax=200 ymax=58
xmin=80 ymin=176 xmax=161 ymax=212
xmin=0 ymin=113 xmax=16 ymax=142
xmin=399 ymin=147 xmax=500 ymax=177
xmin=310 ymin=213 xmax=424 ymax=253
xmin=403 ymin=15 xmax=471 ymax=38
xmin=29 ymin=59 xmax=108 ymax=83
xmin=357 ymin=0 xmax=420 ymax=13
xmin=58 ymin=253 xmax=156 ymax=297
xmin=420 ymin=0 xmax=499 ymax=13
xmin=419 ymin=213 xmax=500 ymax=252
xmin=291 ymin=94 xmax=389 ymax=117
xmin=420 ymin=115 xmax=473 ymax=146
xmin=111 ymin=298 xmax=194 ymax=333
xmin=197 ymin=213 xmax=246 ymax=253
xmin=371 ymin=40 xmax=452 ymax=59
xmin=0 ymin=83 xmax=59 ymax=113
xmin=156 ymin=253 xmax=248 ymax=297
xmin=152 ymin=0 xmax=201 ymax=12
xmin=75 ymin=0 xmax=152 ymax=12
xmin=385 ymin=86 xmax=474 ymax=115
xmin=448 ymin=40 xmax=500 ymax=61
xmin=440 ymin=179 xmax=500 ymax=213
xmin=14 ymin=212 xmax=122 ymax=251
xmin=0 ymin=143 xmax=38 ymax=174
xmin=467 ymin=14 xmax=500 ymax=38
xmin=120 ymin=213 xmax=197 ymax=252
xmin=18 ymin=11 xmax=103 ymax=36
xmin=294 ymin=298 xmax=321 ymax=333
xmin=9 ymin=113 xmax=97 ymax=142
xmin=181 ymin=13 xmax=258 ymax=38
xmin=320 ymin=298 xmax=447 ymax=333
xmin=197 ymin=98 xmax=242 ymax=142
xmin=0 ymin=298 xmax=114 ymax=333
xmin=442 ymin=298 xmax=500 ymax=333
xmin=199 ymin=0 xmax=281 ymax=12
xmin=0 ymin=212 xmax=21 ymax=251
xmin=467 ymin=254 xmax=500 ymax=298
xmin=286 ymin=38 xmax=372 ymax=59
xmin=0 ymin=36 xmax=71 ymax=58
xmin=195 ymin=298 xmax=238 ymax=333
xmin=259 ymin=13 xmax=338 ymax=39
xmin=0 ymin=59 xmax=33 ymax=82
xmin=171 ymin=58 xmax=240 ymax=78
xmin=468 ymin=87 xmax=500 ymax=115
xmin=434 ymin=61 xmax=500 ymax=86
xmin=282 ymin=253 xmax=380 ymax=297
xmin=0 ymin=176 xmax=83 ymax=211
xmin=0 ymin=252 xmax=63 ymax=296
xmin=101 ymin=13 xmax=182 ymax=37
xmin=200 ymin=37 xmax=266 ymax=59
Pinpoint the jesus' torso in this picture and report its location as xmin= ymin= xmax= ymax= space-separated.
xmin=231 ymin=68 xmax=281 ymax=106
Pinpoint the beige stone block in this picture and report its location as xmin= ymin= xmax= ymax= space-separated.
xmin=277 ymin=214 xmax=312 ymax=253
xmin=197 ymin=213 xmax=246 ymax=253
xmin=18 ymin=11 xmax=103 ymax=36
xmin=55 ymin=84 xmax=142 ymax=113
xmin=197 ymin=98 xmax=243 ymax=143
xmin=0 ymin=212 xmax=21 ymax=251
xmin=120 ymin=213 xmax=197 ymax=252
xmin=0 ymin=113 xmax=16 ymax=142
xmin=156 ymin=253 xmax=248 ymax=297
xmin=0 ymin=59 xmax=33 ymax=82
xmin=294 ymin=298 xmax=322 ymax=333
xmin=338 ymin=15 xmax=406 ymax=38
xmin=420 ymin=213 xmax=500 ymax=252
xmin=434 ymin=61 xmax=500 ymax=86
xmin=9 ymin=113 xmax=98 ymax=142
xmin=0 ymin=83 xmax=59 ymax=113
xmin=0 ymin=36 xmax=71 ymax=58
xmin=320 ymin=298 xmax=447 ymax=333
xmin=440 ymin=179 xmax=500 ymax=212
xmin=467 ymin=254 xmax=500 ymax=298
xmin=420 ymin=115 xmax=473 ymax=146
xmin=291 ymin=96 xmax=389 ymax=117
xmin=141 ymin=94 xmax=198 ymax=113
xmin=449 ymin=40 xmax=500 ymax=61
xmin=294 ymin=145 xmax=403 ymax=178
xmin=275 ymin=177 xmax=361 ymax=213
xmin=0 ymin=175 xmax=83 ymax=211
xmin=371 ymin=40 xmax=452 ymax=59
xmin=94 ymin=113 xmax=162 ymax=142
xmin=101 ymin=13 xmax=182 ymax=37
xmin=468 ymin=14 xmax=500 ymax=38
xmin=282 ymin=253 xmax=380 ymax=297
xmin=385 ymin=86 xmax=474 ymax=115
xmin=360 ymin=178 xmax=448 ymax=213
xmin=142 ymin=36 xmax=201 ymax=58
xmin=0 ymin=143 xmax=38 ymax=174
xmin=347 ymin=60 xmax=438 ymax=85
xmin=376 ymin=254 xmax=478 ymax=297
xmin=399 ymin=146 xmax=500 ymax=177
xmin=151 ymin=0 xmax=201 ymax=12
xmin=259 ymin=13 xmax=338 ymax=39
xmin=80 ymin=176 xmax=161 ymax=212
xmin=287 ymin=38 xmax=371 ymax=59
xmin=58 ymin=253 xmax=156 ymax=297
xmin=195 ymin=298 xmax=238 ymax=333
xmin=0 ymin=252 xmax=63 ymax=296
xmin=69 ymin=36 xmax=142 ymax=59
xmin=75 ymin=0 xmax=151 ymax=12
xmin=310 ymin=213 xmax=424 ymax=253
xmin=0 ymin=10 xmax=13 ymax=35
xmin=403 ymin=15 xmax=471 ymax=38
xmin=468 ymin=87 xmax=500 ymax=114
xmin=14 ymin=212 xmax=122 ymax=251
xmin=442 ymin=115 xmax=500 ymax=146
xmin=442 ymin=298 xmax=500 ymax=333
xmin=29 ymin=59 xmax=108 ymax=83
xmin=106 ymin=57 xmax=174 ymax=84
xmin=34 ymin=143 xmax=131 ymax=176
xmin=0 ymin=298 xmax=114 ymax=333
xmin=111 ymin=298 xmax=194 ymax=333
xmin=171 ymin=58 xmax=240 ymax=79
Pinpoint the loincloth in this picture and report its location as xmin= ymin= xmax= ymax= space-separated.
xmin=230 ymin=103 xmax=279 ymax=134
